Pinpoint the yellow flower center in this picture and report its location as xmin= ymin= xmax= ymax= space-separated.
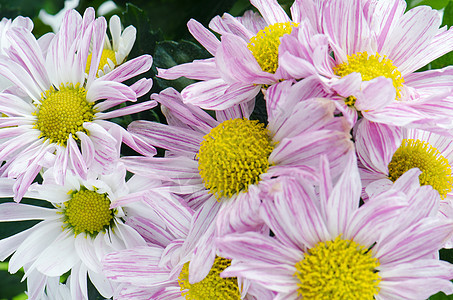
xmin=388 ymin=139 xmax=453 ymax=199
xmin=85 ymin=49 xmax=117 ymax=75
xmin=197 ymin=118 xmax=274 ymax=199
xmin=34 ymin=83 xmax=95 ymax=146
xmin=247 ymin=22 xmax=299 ymax=74
xmin=334 ymin=51 xmax=405 ymax=101
xmin=63 ymin=188 xmax=114 ymax=236
xmin=178 ymin=256 xmax=241 ymax=300
xmin=294 ymin=236 xmax=381 ymax=299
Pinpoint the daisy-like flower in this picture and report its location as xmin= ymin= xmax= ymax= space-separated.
xmin=86 ymin=14 xmax=137 ymax=77
xmin=0 ymin=8 xmax=155 ymax=200
xmin=0 ymin=163 xmax=179 ymax=300
xmin=123 ymin=81 xmax=353 ymax=237
xmin=355 ymin=119 xmax=453 ymax=245
xmin=157 ymin=0 xmax=322 ymax=110
xmin=103 ymin=194 xmax=274 ymax=299
xmin=280 ymin=0 xmax=453 ymax=127
xmin=217 ymin=152 xmax=453 ymax=299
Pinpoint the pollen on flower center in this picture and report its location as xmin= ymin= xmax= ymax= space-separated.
xmin=63 ymin=188 xmax=114 ymax=236
xmin=294 ymin=236 xmax=381 ymax=299
xmin=333 ymin=51 xmax=405 ymax=100
xmin=197 ymin=118 xmax=274 ymax=200
xmin=178 ymin=256 xmax=241 ymax=300
xmin=388 ymin=139 xmax=453 ymax=199
xmin=248 ymin=22 xmax=299 ymax=74
xmin=34 ymin=83 xmax=95 ymax=146
xmin=85 ymin=49 xmax=117 ymax=75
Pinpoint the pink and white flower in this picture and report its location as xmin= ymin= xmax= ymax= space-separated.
xmin=356 ymin=119 xmax=453 ymax=246
xmin=280 ymin=0 xmax=453 ymax=128
xmin=0 ymin=8 xmax=155 ymax=200
xmin=217 ymin=152 xmax=453 ymax=299
xmin=158 ymin=0 xmax=322 ymax=110
xmin=103 ymin=195 xmax=274 ymax=299
xmin=123 ymin=81 xmax=353 ymax=238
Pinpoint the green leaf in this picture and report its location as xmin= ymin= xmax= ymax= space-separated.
xmin=442 ymin=0 xmax=453 ymax=27
xmin=0 ymin=268 xmax=26 ymax=300
xmin=121 ymin=3 xmax=163 ymax=59
xmin=0 ymin=0 xmax=64 ymax=19
xmin=113 ymin=0 xmax=236 ymax=40
xmin=406 ymin=0 xmax=451 ymax=10
xmin=430 ymin=291 xmax=453 ymax=299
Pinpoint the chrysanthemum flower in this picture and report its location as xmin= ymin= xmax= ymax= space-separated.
xmin=123 ymin=82 xmax=353 ymax=236
xmin=0 ymin=163 xmax=177 ymax=300
xmin=157 ymin=0 xmax=322 ymax=110
xmin=87 ymin=14 xmax=137 ymax=77
xmin=217 ymin=152 xmax=453 ymax=299
xmin=0 ymin=8 xmax=155 ymax=200
xmin=356 ymin=119 xmax=453 ymax=245
xmin=280 ymin=0 xmax=453 ymax=127
xmin=103 ymin=196 xmax=274 ymax=299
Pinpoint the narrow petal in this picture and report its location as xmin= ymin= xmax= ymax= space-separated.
xmin=128 ymin=120 xmax=202 ymax=155
xmin=251 ymin=0 xmax=291 ymax=24
xmin=68 ymin=134 xmax=88 ymax=180
xmin=188 ymin=18 xmax=220 ymax=56
xmin=157 ymin=58 xmax=219 ymax=81
xmin=100 ymin=55 xmax=153 ymax=83
xmin=182 ymin=79 xmax=261 ymax=110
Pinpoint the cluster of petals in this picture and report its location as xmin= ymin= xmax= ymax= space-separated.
xmin=0 ymin=0 xmax=453 ymax=299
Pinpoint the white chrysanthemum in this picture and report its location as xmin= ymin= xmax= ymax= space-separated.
xmin=88 ymin=14 xmax=137 ymax=77
xmin=0 ymin=163 xmax=175 ymax=300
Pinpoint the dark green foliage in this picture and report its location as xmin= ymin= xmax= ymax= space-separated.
xmin=0 ymin=0 xmax=64 ymax=19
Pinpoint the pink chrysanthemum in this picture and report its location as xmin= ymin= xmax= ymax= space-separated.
xmin=122 ymin=81 xmax=353 ymax=237
xmin=280 ymin=0 xmax=453 ymax=128
xmin=157 ymin=0 xmax=322 ymax=110
xmin=356 ymin=119 xmax=453 ymax=246
xmin=0 ymin=8 xmax=155 ymax=200
xmin=217 ymin=152 xmax=453 ymax=299
xmin=103 ymin=196 xmax=273 ymax=299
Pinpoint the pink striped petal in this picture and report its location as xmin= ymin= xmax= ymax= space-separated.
xmin=100 ymin=55 xmax=153 ymax=83
xmin=251 ymin=0 xmax=291 ymax=24
xmin=322 ymin=0 xmax=375 ymax=62
xmin=103 ymin=246 xmax=168 ymax=286
xmin=95 ymin=101 xmax=157 ymax=120
xmin=355 ymin=119 xmax=401 ymax=174
xmin=6 ymin=28 xmax=50 ymax=92
xmin=182 ymin=78 xmax=260 ymax=110
xmin=188 ymin=18 xmax=220 ymax=56
xmin=68 ymin=134 xmax=88 ymax=180
xmin=88 ymin=80 xmax=136 ymax=103
xmin=128 ymin=120 xmax=202 ymax=154
xmin=157 ymin=58 xmax=220 ymax=81
xmin=208 ymin=13 xmax=253 ymax=41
